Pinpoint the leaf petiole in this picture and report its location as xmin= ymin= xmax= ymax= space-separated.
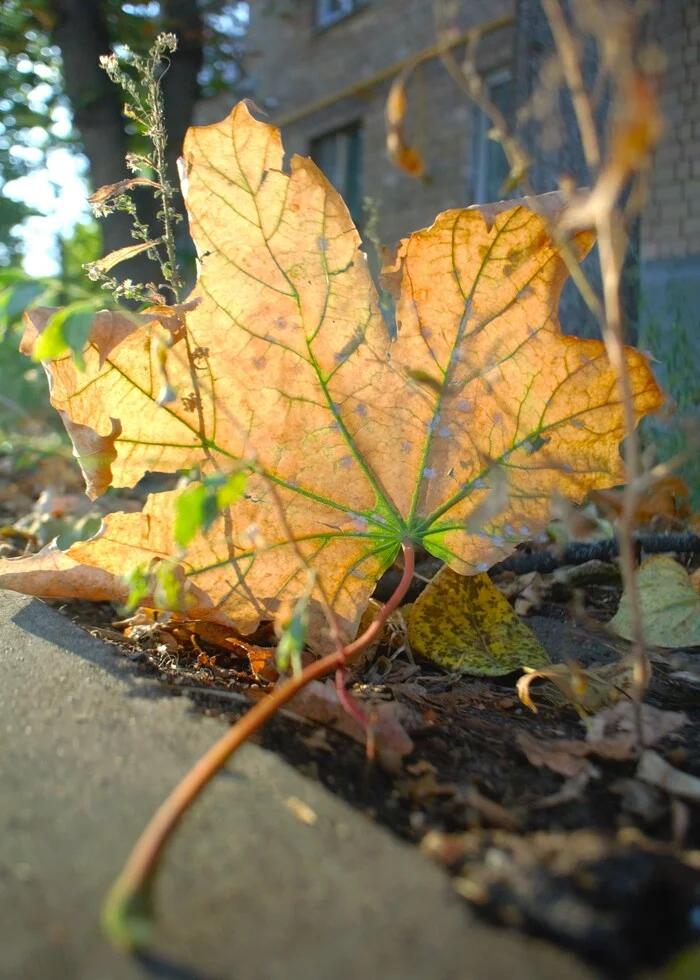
xmin=102 ymin=541 xmax=416 ymax=951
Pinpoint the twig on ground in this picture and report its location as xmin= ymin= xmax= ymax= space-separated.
xmin=492 ymin=533 xmax=700 ymax=576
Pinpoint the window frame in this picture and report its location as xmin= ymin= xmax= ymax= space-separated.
xmin=309 ymin=120 xmax=363 ymax=227
xmin=314 ymin=0 xmax=363 ymax=30
xmin=471 ymin=68 xmax=513 ymax=205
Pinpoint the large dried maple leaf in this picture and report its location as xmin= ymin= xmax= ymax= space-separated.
xmin=1 ymin=103 xmax=662 ymax=650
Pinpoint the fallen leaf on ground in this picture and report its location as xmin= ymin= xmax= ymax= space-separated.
xmin=286 ymin=679 xmax=414 ymax=772
xmin=496 ymin=560 xmax=620 ymax=610
xmin=610 ymin=778 xmax=665 ymax=823
xmin=517 ymin=660 xmax=633 ymax=715
xmin=532 ymin=769 xmax=593 ymax=809
xmin=517 ymin=731 xmax=592 ymax=777
xmin=585 ymin=701 xmax=688 ymax=757
xmin=590 ymin=475 xmax=690 ymax=529
xmin=519 ymin=702 xmax=687 ymax=786
xmin=610 ymin=555 xmax=700 ymax=648
xmin=0 ymin=542 xmax=131 ymax=604
xmin=512 ymin=571 xmax=548 ymax=616
xmin=352 ymin=597 xmax=409 ymax=669
xmin=0 ymin=103 xmax=662 ymax=650
xmin=406 ymin=565 xmax=550 ymax=675
xmin=0 ymin=540 xmax=241 ymax=628
xmin=397 ymin=771 xmax=458 ymax=803
xmin=462 ymin=785 xmax=522 ymax=831
xmin=637 ymin=750 xmax=700 ymax=803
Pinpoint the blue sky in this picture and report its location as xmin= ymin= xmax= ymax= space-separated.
xmin=2 ymin=2 xmax=248 ymax=277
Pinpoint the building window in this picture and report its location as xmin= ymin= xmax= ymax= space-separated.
xmin=310 ymin=122 xmax=363 ymax=227
xmin=314 ymin=0 xmax=364 ymax=30
xmin=471 ymin=70 xmax=514 ymax=204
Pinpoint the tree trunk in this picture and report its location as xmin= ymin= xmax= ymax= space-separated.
xmin=49 ymin=0 xmax=136 ymax=263
xmin=48 ymin=0 xmax=204 ymax=293
xmin=161 ymin=0 xmax=204 ymax=192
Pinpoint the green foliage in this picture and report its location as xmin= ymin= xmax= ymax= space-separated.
xmin=0 ymin=222 xmax=107 ymax=436
xmin=88 ymin=33 xmax=184 ymax=304
xmin=0 ymin=269 xmax=54 ymax=432
xmin=0 ymin=270 xmax=46 ymax=320
xmin=276 ymin=587 xmax=313 ymax=677
xmin=32 ymin=300 xmax=102 ymax=368
xmin=0 ymin=1 xmax=72 ymax=265
xmin=59 ymin=219 xmax=102 ymax=283
xmin=154 ymin=560 xmax=185 ymax=610
xmin=174 ymin=470 xmax=248 ymax=548
xmin=0 ymin=2 xmax=248 ymax=270
xmin=124 ymin=564 xmax=152 ymax=611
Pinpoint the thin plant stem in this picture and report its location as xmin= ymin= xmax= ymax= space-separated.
xmin=597 ymin=212 xmax=649 ymax=703
xmin=539 ymin=0 xmax=652 ymax=718
xmin=103 ymin=541 xmax=415 ymax=949
xmin=434 ymin=33 xmax=606 ymax=326
xmin=148 ymin=51 xmax=181 ymax=303
xmin=540 ymin=0 xmax=601 ymax=170
xmin=429 ymin=1 xmax=652 ymax=718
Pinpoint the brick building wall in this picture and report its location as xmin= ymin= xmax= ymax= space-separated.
xmin=241 ymin=0 xmax=698 ymax=272
xmin=230 ymin=0 xmax=700 ymax=333
xmin=637 ymin=0 xmax=699 ymax=390
xmin=244 ymin=0 xmax=516 ymax=247
xmin=643 ymin=0 xmax=700 ymax=263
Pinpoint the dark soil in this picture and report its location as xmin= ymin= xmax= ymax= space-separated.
xmin=52 ymin=593 xmax=700 ymax=979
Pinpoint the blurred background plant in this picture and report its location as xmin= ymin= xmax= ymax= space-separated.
xmin=0 ymin=220 xmax=102 ymax=449
xmin=0 ymin=0 xmax=249 ymax=448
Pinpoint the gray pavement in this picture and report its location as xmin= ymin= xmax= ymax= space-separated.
xmin=0 ymin=590 xmax=596 ymax=980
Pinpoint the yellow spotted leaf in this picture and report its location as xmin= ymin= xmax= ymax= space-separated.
xmin=0 ymin=103 xmax=663 ymax=652
xmin=406 ymin=565 xmax=550 ymax=675
xmin=610 ymin=555 xmax=700 ymax=649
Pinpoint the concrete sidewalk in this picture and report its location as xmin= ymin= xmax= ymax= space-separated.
xmin=0 ymin=590 xmax=594 ymax=980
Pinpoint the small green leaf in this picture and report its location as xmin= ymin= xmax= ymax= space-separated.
xmin=124 ymin=564 xmax=151 ymax=611
xmin=174 ymin=472 xmax=248 ymax=548
xmin=174 ymin=484 xmax=208 ymax=547
xmin=32 ymin=301 xmax=99 ymax=369
xmin=155 ymin=561 xmax=184 ymax=610
xmin=277 ymin=588 xmax=312 ymax=675
xmin=216 ymin=470 xmax=247 ymax=509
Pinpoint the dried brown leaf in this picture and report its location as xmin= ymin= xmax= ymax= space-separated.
xmin=517 ymin=730 xmax=592 ymax=777
xmin=586 ymin=701 xmax=688 ymax=758
xmin=1 ymin=104 xmax=663 ymax=651
xmin=637 ymin=750 xmax=700 ymax=803
xmin=287 ymin=679 xmax=414 ymax=771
